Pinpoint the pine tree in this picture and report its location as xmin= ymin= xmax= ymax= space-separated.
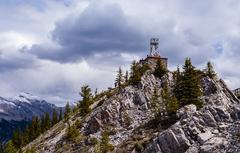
xmin=22 ymin=125 xmax=30 ymax=145
xmin=25 ymin=147 xmax=36 ymax=153
xmin=161 ymin=84 xmax=180 ymax=121
xmin=66 ymin=124 xmax=79 ymax=141
xmin=181 ymin=58 xmax=203 ymax=108
xmin=154 ymin=60 xmax=167 ymax=78
xmin=64 ymin=102 xmax=71 ymax=120
xmin=100 ymin=131 xmax=114 ymax=153
xmin=18 ymin=148 xmax=24 ymax=153
xmin=173 ymin=66 xmax=182 ymax=101
xmin=79 ymin=85 xmax=92 ymax=116
xmin=140 ymin=63 xmax=150 ymax=75
xmin=4 ymin=140 xmax=17 ymax=153
xmin=129 ymin=60 xmax=141 ymax=85
xmin=52 ymin=109 xmax=58 ymax=126
xmin=40 ymin=115 xmax=45 ymax=133
xmin=12 ymin=128 xmax=23 ymax=148
xmin=206 ymin=61 xmax=216 ymax=78
xmin=125 ymin=70 xmax=129 ymax=83
xmin=44 ymin=112 xmax=51 ymax=130
xmin=27 ymin=123 xmax=34 ymax=141
xmin=95 ymin=88 xmax=98 ymax=96
xmin=58 ymin=108 xmax=63 ymax=122
xmin=31 ymin=116 xmax=41 ymax=139
xmin=151 ymin=87 xmax=162 ymax=117
xmin=0 ymin=141 xmax=4 ymax=153
xmin=163 ymin=85 xmax=179 ymax=116
xmin=115 ymin=67 xmax=124 ymax=89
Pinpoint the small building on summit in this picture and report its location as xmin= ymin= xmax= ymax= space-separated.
xmin=140 ymin=38 xmax=168 ymax=69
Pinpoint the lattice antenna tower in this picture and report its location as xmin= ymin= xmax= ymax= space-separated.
xmin=150 ymin=38 xmax=160 ymax=57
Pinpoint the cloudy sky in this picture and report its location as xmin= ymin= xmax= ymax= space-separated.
xmin=0 ymin=0 xmax=240 ymax=106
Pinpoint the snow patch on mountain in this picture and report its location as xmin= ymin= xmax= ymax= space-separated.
xmin=0 ymin=92 xmax=58 ymax=121
xmin=0 ymin=108 xmax=4 ymax=112
xmin=12 ymin=93 xmax=42 ymax=104
xmin=0 ymin=97 xmax=16 ymax=106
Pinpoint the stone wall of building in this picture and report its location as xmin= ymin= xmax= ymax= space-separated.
xmin=140 ymin=56 xmax=168 ymax=70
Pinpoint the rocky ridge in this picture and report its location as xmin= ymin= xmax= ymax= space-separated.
xmin=144 ymin=77 xmax=240 ymax=153
xmin=23 ymin=70 xmax=240 ymax=153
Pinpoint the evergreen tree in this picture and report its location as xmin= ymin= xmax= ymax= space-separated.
xmin=162 ymin=86 xmax=179 ymax=116
xmin=181 ymin=58 xmax=203 ymax=108
xmin=151 ymin=87 xmax=162 ymax=117
xmin=18 ymin=148 xmax=24 ymax=153
xmin=125 ymin=70 xmax=129 ymax=83
xmin=52 ymin=109 xmax=58 ymax=126
xmin=22 ymin=125 xmax=30 ymax=145
xmin=154 ymin=60 xmax=167 ymax=78
xmin=44 ymin=112 xmax=51 ymax=130
xmin=25 ymin=147 xmax=36 ymax=153
xmin=115 ymin=67 xmax=124 ymax=89
xmin=4 ymin=140 xmax=17 ymax=153
xmin=79 ymin=85 xmax=92 ymax=116
xmin=0 ymin=141 xmax=4 ymax=153
xmin=140 ymin=63 xmax=150 ymax=75
xmin=129 ymin=60 xmax=141 ymax=85
xmin=28 ymin=116 xmax=41 ymax=140
xmin=66 ymin=124 xmax=79 ymax=141
xmin=100 ymin=131 xmax=114 ymax=153
xmin=58 ymin=108 xmax=63 ymax=122
xmin=64 ymin=102 xmax=71 ymax=120
xmin=12 ymin=128 xmax=22 ymax=148
xmin=40 ymin=115 xmax=45 ymax=133
xmin=206 ymin=61 xmax=216 ymax=78
xmin=173 ymin=66 xmax=182 ymax=101
xmin=95 ymin=88 xmax=98 ymax=96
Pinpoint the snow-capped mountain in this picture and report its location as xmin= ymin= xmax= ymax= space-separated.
xmin=0 ymin=92 xmax=57 ymax=121
xmin=0 ymin=93 xmax=59 ymax=142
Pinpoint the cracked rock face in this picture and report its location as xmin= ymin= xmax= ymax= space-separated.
xmin=24 ymin=73 xmax=240 ymax=153
xmin=144 ymin=77 xmax=240 ymax=153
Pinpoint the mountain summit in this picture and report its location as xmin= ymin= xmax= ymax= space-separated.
xmin=20 ymin=54 xmax=240 ymax=153
xmin=0 ymin=93 xmax=57 ymax=142
xmin=0 ymin=93 xmax=56 ymax=121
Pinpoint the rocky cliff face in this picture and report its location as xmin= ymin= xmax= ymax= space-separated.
xmin=144 ymin=77 xmax=240 ymax=153
xmin=23 ymin=70 xmax=240 ymax=153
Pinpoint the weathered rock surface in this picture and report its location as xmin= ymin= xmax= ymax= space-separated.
xmin=23 ymin=73 xmax=240 ymax=153
xmin=143 ymin=77 xmax=240 ymax=153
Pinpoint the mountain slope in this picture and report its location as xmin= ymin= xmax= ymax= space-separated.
xmin=0 ymin=93 xmax=56 ymax=121
xmin=0 ymin=93 xmax=58 ymax=142
xmin=23 ymin=66 xmax=240 ymax=153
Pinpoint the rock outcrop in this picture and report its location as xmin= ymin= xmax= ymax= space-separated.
xmin=143 ymin=77 xmax=240 ymax=153
xmin=23 ymin=71 xmax=240 ymax=153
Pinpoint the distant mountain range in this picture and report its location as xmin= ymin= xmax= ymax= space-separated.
xmin=0 ymin=93 xmax=58 ymax=142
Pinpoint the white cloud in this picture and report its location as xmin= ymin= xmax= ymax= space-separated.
xmin=1 ymin=0 xmax=240 ymax=106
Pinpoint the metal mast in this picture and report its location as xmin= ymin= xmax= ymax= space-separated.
xmin=150 ymin=38 xmax=160 ymax=57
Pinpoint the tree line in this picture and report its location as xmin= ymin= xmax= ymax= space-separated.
xmin=2 ymin=109 xmax=64 ymax=152
xmin=150 ymin=58 xmax=216 ymax=126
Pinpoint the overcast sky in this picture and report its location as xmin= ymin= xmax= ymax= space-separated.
xmin=0 ymin=0 xmax=240 ymax=106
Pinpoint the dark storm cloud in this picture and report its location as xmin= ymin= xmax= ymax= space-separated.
xmin=30 ymin=2 xmax=147 ymax=63
xmin=0 ymin=51 xmax=36 ymax=72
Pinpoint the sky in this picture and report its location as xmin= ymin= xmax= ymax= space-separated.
xmin=0 ymin=0 xmax=240 ymax=106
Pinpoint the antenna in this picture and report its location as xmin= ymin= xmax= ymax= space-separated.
xmin=150 ymin=38 xmax=160 ymax=57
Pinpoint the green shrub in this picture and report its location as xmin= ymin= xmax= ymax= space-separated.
xmin=25 ymin=147 xmax=36 ymax=153
xmin=134 ymin=142 xmax=144 ymax=152
xmin=100 ymin=131 xmax=114 ymax=153
xmin=123 ymin=113 xmax=132 ymax=127
xmin=66 ymin=124 xmax=79 ymax=141
xmin=88 ymin=137 xmax=98 ymax=146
